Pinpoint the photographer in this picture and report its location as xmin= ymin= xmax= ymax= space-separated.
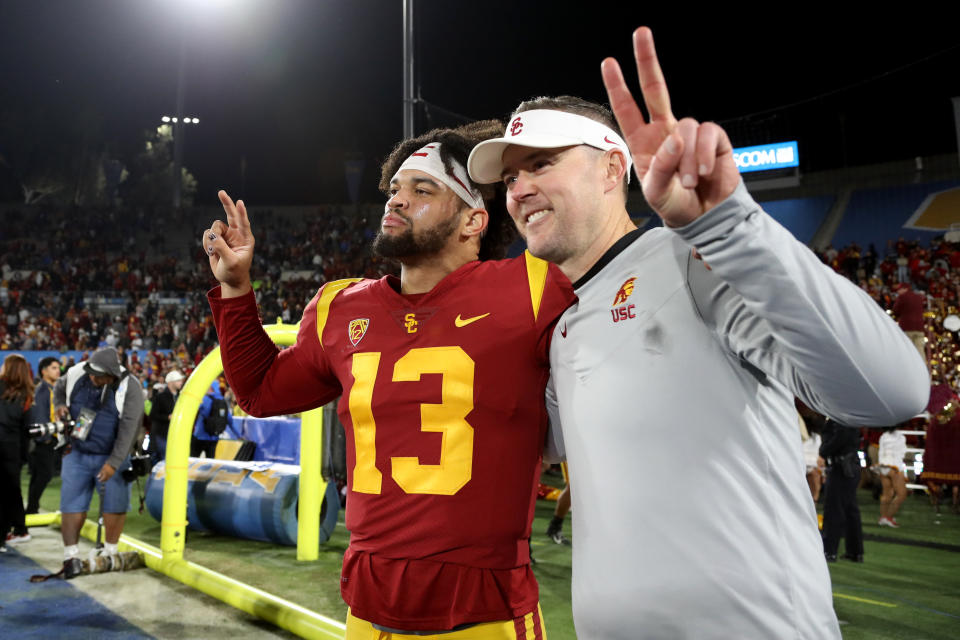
xmin=0 ymin=354 xmax=34 ymax=552
xmin=25 ymin=357 xmax=61 ymax=515
xmin=53 ymin=347 xmax=144 ymax=565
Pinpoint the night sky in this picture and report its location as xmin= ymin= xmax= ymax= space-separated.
xmin=2 ymin=1 xmax=959 ymax=205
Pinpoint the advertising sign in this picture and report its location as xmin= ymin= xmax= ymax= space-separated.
xmin=733 ymin=141 xmax=799 ymax=173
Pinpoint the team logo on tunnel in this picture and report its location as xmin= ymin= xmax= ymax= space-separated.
xmin=349 ymin=318 xmax=370 ymax=346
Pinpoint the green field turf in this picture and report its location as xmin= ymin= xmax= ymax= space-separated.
xmin=20 ymin=471 xmax=960 ymax=639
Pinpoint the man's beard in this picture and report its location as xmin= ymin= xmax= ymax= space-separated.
xmin=373 ymin=210 xmax=461 ymax=261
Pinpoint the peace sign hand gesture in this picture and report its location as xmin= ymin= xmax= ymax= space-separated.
xmin=601 ymin=27 xmax=741 ymax=228
xmin=202 ymin=190 xmax=255 ymax=297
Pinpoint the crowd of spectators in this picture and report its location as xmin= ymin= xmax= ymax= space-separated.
xmin=4 ymin=201 xmax=959 ymax=508
xmin=223 ymin=204 xmax=390 ymax=324
xmin=0 ymin=201 xmax=390 ymax=363
xmin=816 ymin=236 xmax=960 ymax=388
xmin=818 ymin=236 xmax=960 ymax=508
xmin=6 ymin=199 xmax=960 ymax=390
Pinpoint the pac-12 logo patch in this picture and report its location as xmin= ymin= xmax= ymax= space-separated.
xmin=612 ymin=277 xmax=637 ymax=306
xmin=348 ymin=318 xmax=370 ymax=346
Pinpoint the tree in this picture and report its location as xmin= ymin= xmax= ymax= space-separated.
xmin=0 ymin=92 xmax=113 ymax=206
xmin=120 ymin=124 xmax=197 ymax=209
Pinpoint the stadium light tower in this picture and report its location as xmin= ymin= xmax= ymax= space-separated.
xmin=166 ymin=0 xmax=240 ymax=207
xmin=161 ymin=116 xmax=200 ymax=124
xmin=402 ymin=0 xmax=415 ymax=138
xmin=161 ymin=114 xmax=200 ymax=203
xmin=171 ymin=29 xmax=189 ymax=209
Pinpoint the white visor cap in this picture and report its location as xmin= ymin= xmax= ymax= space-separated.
xmin=467 ymin=109 xmax=633 ymax=185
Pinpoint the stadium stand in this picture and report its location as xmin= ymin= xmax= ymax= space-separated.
xmin=2 ymin=154 xmax=958 ymax=395
xmin=760 ymin=195 xmax=836 ymax=245
xmin=832 ymin=179 xmax=960 ymax=250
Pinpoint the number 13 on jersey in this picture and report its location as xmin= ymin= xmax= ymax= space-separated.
xmin=348 ymin=346 xmax=475 ymax=496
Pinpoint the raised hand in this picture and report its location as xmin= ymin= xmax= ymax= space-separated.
xmin=202 ymin=190 xmax=255 ymax=297
xmin=601 ymin=27 xmax=740 ymax=227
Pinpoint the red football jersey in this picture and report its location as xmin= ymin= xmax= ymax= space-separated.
xmin=209 ymin=254 xmax=575 ymax=631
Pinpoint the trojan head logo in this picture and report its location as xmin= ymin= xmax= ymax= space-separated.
xmin=612 ymin=277 xmax=637 ymax=307
xmin=404 ymin=312 xmax=418 ymax=334
xmin=509 ymin=116 xmax=523 ymax=136
xmin=348 ymin=318 xmax=369 ymax=347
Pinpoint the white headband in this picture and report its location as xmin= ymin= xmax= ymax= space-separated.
xmin=392 ymin=143 xmax=485 ymax=210
xmin=467 ymin=109 xmax=633 ymax=184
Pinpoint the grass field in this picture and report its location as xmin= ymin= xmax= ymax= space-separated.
xmin=20 ymin=470 xmax=960 ymax=639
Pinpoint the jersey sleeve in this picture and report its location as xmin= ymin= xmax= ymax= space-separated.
xmin=678 ymin=181 xmax=928 ymax=427
xmin=208 ymin=285 xmax=342 ymax=417
xmin=523 ymin=252 xmax=576 ymax=363
xmin=522 ymin=252 xmax=575 ymax=459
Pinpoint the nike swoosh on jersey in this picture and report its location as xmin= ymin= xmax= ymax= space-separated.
xmin=560 ymin=323 xmax=568 ymax=338
xmin=454 ymin=313 xmax=491 ymax=327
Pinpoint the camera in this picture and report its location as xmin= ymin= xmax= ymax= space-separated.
xmin=122 ymin=452 xmax=152 ymax=482
xmin=28 ymin=419 xmax=76 ymax=439
xmin=28 ymin=410 xmax=95 ymax=442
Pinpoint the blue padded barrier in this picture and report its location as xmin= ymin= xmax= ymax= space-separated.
xmin=145 ymin=458 xmax=339 ymax=546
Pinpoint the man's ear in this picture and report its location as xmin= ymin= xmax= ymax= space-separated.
xmin=461 ymin=207 xmax=490 ymax=240
xmin=603 ymin=149 xmax=628 ymax=195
